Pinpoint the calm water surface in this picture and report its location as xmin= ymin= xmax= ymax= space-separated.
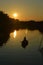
xmin=0 ymin=29 xmax=43 ymax=65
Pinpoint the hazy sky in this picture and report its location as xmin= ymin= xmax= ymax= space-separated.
xmin=0 ymin=0 xmax=43 ymax=21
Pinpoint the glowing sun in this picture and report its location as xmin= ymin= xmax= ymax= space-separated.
xmin=13 ymin=13 xmax=18 ymax=19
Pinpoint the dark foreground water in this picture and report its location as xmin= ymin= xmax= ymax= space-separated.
xmin=0 ymin=29 xmax=43 ymax=65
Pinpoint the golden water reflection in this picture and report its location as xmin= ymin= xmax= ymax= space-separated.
xmin=13 ymin=30 xmax=17 ymax=38
xmin=10 ymin=30 xmax=17 ymax=38
xmin=9 ymin=29 xmax=41 ymax=48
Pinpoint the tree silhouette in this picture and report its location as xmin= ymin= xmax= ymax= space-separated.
xmin=0 ymin=11 xmax=13 ymax=47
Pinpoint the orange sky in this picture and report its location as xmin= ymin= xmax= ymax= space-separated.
xmin=0 ymin=0 xmax=43 ymax=21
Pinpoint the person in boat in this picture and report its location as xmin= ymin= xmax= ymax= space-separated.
xmin=21 ymin=37 xmax=28 ymax=48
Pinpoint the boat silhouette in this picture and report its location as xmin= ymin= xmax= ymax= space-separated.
xmin=21 ymin=37 xmax=28 ymax=48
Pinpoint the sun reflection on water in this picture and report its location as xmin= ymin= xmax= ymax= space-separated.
xmin=10 ymin=30 xmax=17 ymax=39
xmin=13 ymin=30 xmax=17 ymax=38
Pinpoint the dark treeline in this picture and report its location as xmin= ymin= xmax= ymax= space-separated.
xmin=14 ymin=20 xmax=43 ymax=33
xmin=0 ymin=11 xmax=43 ymax=47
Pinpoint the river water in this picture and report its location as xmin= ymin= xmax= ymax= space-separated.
xmin=0 ymin=29 xmax=43 ymax=65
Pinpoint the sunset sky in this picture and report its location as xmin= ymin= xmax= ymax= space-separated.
xmin=0 ymin=0 xmax=43 ymax=21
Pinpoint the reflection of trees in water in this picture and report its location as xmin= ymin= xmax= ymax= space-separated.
xmin=39 ymin=34 xmax=43 ymax=56
xmin=0 ymin=11 xmax=43 ymax=47
xmin=0 ymin=33 xmax=9 ymax=46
